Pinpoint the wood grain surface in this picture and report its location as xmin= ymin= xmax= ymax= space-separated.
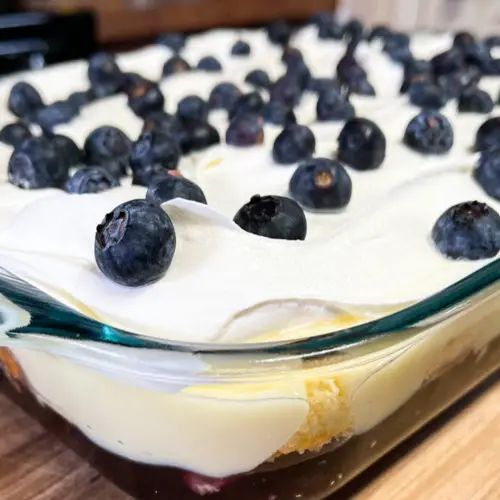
xmin=0 ymin=376 xmax=498 ymax=500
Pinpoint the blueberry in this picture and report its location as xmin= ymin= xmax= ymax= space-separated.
xmin=336 ymin=52 xmax=375 ymax=96
xmin=48 ymin=133 xmax=82 ymax=168
xmin=453 ymin=31 xmax=476 ymax=51
xmin=245 ymin=69 xmax=271 ymax=89
xmin=88 ymin=53 xmax=123 ymax=98
xmin=208 ymin=82 xmax=241 ymax=111
xmin=130 ymin=131 xmax=180 ymax=186
xmin=35 ymin=100 xmax=79 ymax=131
xmin=431 ymin=201 xmax=500 ymax=260
xmin=269 ymin=76 xmax=302 ymax=108
xmin=307 ymin=77 xmax=340 ymax=94
xmin=485 ymin=36 xmax=500 ymax=48
xmin=8 ymin=81 xmax=44 ymax=119
xmin=281 ymin=46 xmax=303 ymax=66
xmin=8 ymin=136 xmax=68 ymax=189
xmin=262 ymin=101 xmax=296 ymax=126
xmin=368 ymin=25 xmax=391 ymax=43
xmin=197 ymin=56 xmax=222 ymax=72
xmin=226 ymin=113 xmax=264 ymax=147
xmin=317 ymin=87 xmax=355 ymax=121
xmin=474 ymin=149 xmax=500 ymax=200
xmin=66 ymin=167 xmax=120 ymax=194
xmin=400 ymin=59 xmax=432 ymax=93
xmin=408 ymin=82 xmax=448 ymax=110
xmin=0 ymin=122 xmax=32 ymax=148
xmin=142 ymin=111 xmax=180 ymax=136
xmin=229 ymin=92 xmax=265 ymax=119
xmin=318 ymin=18 xmax=343 ymax=40
xmin=67 ymin=89 xmax=95 ymax=109
xmin=289 ymin=158 xmax=352 ymax=211
xmin=157 ymin=33 xmax=185 ymax=52
xmin=343 ymin=19 xmax=364 ymax=44
xmin=176 ymin=95 xmax=208 ymax=124
xmin=431 ymin=48 xmax=464 ymax=77
xmin=126 ymin=80 xmax=165 ymax=118
xmin=310 ymin=11 xmax=332 ymax=27
xmin=231 ymin=40 xmax=251 ymax=56
xmin=181 ymin=121 xmax=220 ymax=153
xmin=147 ymin=173 xmax=207 ymax=205
xmin=458 ymin=86 xmax=494 ymax=113
xmin=234 ymin=195 xmax=307 ymax=240
xmin=404 ymin=111 xmax=454 ymax=154
xmin=267 ymin=20 xmax=292 ymax=46
xmin=84 ymin=126 xmax=132 ymax=178
xmin=383 ymin=33 xmax=412 ymax=63
xmin=162 ymin=56 xmax=191 ymax=77
xmin=284 ymin=59 xmax=311 ymax=90
xmin=95 ymin=199 xmax=176 ymax=287
xmin=337 ymin=118 xmax=386 ymax=170
xmin=474 ymin=117 xmax=500 ymax=152
xmin=272 ymin=124 xmax=315 ymax=165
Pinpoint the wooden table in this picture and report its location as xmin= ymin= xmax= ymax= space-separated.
xmin=0 ymin=375 xmax=498 ymax=500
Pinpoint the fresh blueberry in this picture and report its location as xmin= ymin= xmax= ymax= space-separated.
xmin=368 ymin=25 xmax=391 ymax=43
xmin=229 ymin=92 xmax=265 ymax=119
xmin=130 ymin=131 xmax=180 ymax=186
xmin=35 ymin=100 xmax=79 ymax=131
xmin=176 ymin=95 xmax=208 ymax=124
xmin=284 ymin=58 xmax=311 ymax=90
xmin=126 ymin=80 xmax=165 ymax=118
xmin=431 ymin=201 xmax=500 ymax=260
xmin=336 ymin=52 xmax=375 ymax=96
xmin=88 ymin=52 xmax=123 ymax=98
xmin=48 ymin=133 xmax=82 ymax=168
xmin=226 ymin=113 xmax=264 ymax=147
xmin=383 ymin=33 xmax=412 ymax=63
xmin=95 ymin=199 xmax=176 ymax=287
xmin=462 ymin=42 xmax=498 ymax=74
xmin=181 ymin=121 xmax=220 ymax=153
xmin=208 ymin=82 xmax=241 ymax=111
xmin=65 ymin=167 xmax=120 ymax=194
xmin=269 ymin=75 xmax=302 ymax=108
xmin=307 ymin=77 xmax=340 ymax=94
xmin=400 ymin=59 xmax=432 ymax=93
xmin=281 ymin=46 xmax=303 ymax=66
xmin=142 ymin=111 xmax=180 ymax=136
xmin=262 ymin=101 xmax=296 ymax=126
xmin=162 ymin=55 xmax=191 ymax=77
xmin=436 ymin=66 xmax=481 ymax=99
xmin=485 ymin=36 xmax=500 ymax=48
xmin=404 ymin=110 xmax=454 ymax=154
xmin=197 ymin=56 xmax=222 ymax=72
xmin=474 ymin=148 xmax=500 ymax=200
xmin=475 ymin=117 xmax=500 ymax=152
xmin=8 ymin=81 xmax=44 ymax=119
xmin=431 ymin=48 xmax=464 ymax=77
xmin=84 ymin=126 xmax=132 ymax=178
xmin=317 ymin=18 xmax=343 ymax=40
xmin=231 ymin=40 xmax=251 ymax=56
xmin=234 ymin=195 xmax=307 ymax=240
xmin=289 ymin=158 xmax=352 ymax=211
xmin=121 ymin=72 xmax=148 ymax=95
xmin=157 ymin=32 xmax=185 ymax=52
xmin=317 ymin=87 xmax=355 ymax=121
xmin=342 ymin=19 xmax=364 ymax=44
xmin=272 ymin=124 xmax=315 ymax=165
xmin=245 ymin=69 xmax=271 ymax=89
xmin=67 ymin=89 xmax=95 ymax=109
xmin=458 ymin=86 xmax=494 ymax=113
xmin=267 ymin=20 xmax=292 ymax=46
xmin=408 ymin=82 xmax=448 ymax=110
xmin=147 ymin=173 xmax=207 ymax=205
xmin=8 ymin=136 xmax=68 ymax=189
xmin=337 ymin=118 xmax=386 ymax=170
xmin=453 ymin=31 xmax=476 ymax=51
xmin=310 ymin=11 xmax=332 ymax=27
xmin=0 ymin=122 xmax=32 ymax=148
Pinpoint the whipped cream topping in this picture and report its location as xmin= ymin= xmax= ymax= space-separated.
xmin=0 ymin=28 xmax=498 ymax=343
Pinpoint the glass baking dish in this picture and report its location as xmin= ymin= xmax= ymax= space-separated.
xmin=0 ymin=259 xmax=498 ymax=499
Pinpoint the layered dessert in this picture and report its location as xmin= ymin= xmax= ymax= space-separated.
xmin=0 ymin=14 xmax=499 ymax=496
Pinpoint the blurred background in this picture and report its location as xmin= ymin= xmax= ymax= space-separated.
xmin=0 ymin=0 xmax=498 ymax=74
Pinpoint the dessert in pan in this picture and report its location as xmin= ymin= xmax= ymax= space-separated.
xmin=0 ymin=13 xmax=498 ymax=498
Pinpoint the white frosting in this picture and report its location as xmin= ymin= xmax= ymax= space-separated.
xmin=0 ymin=29 xmax=498 ymax=345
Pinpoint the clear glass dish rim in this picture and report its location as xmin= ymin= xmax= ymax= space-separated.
xmin=3 ymin=258 xmax=498 ymax=356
